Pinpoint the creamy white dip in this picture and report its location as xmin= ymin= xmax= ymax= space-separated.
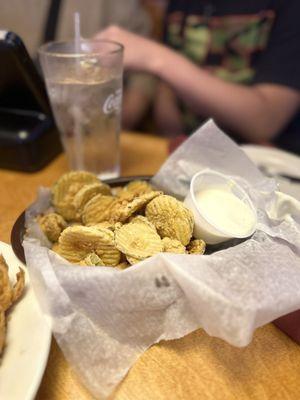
xmin=195 ymin=188 xmax=256 ymax=237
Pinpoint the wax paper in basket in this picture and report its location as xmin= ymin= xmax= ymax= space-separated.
xmin=23 ymin=120 xmax=300 ymax=399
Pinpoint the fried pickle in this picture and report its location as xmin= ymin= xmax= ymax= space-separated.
xmin=52 ymin=171 xmax=99 ymax=221
xmin=38 ymin=213 xmax=67 ymax=242
xmin=114 ymin=218 xmax=163 ymax=261
xmin=162 ymin=237 xmax=186 ymax=254
xmin=187 ymin=239 xmax=206 ymax=255
xmin=146 ymin=195 xmax=194 ymax=245
xmin=82 ymin=194 xmax=116 ymax=225
xmin=58 ymin=225 xmax=121 ymax=266
xmin=0 ymin=255 xmax=25 ymax=356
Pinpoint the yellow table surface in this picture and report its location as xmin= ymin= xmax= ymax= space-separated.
xmin=0 ymin=132 xmax=300 ymax=400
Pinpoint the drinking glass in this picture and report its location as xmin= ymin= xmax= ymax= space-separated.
xmin=39 ymin=39 xmax=123 ymax=178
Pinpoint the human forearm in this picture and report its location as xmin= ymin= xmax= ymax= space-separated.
xmin=147 ymin=46 xmax=299 ymax=141
xmin=97 ymin=26 xmax=300 ymax=141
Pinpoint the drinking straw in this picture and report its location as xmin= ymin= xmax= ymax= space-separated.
xmin=73 ymin=11 xmax=84 ymax=169
xmin=74 ymin=12 xmax=81 ymax=55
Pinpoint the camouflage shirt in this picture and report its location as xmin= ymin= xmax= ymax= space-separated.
xmin=164 ymin=0 xmax=300 ymax=153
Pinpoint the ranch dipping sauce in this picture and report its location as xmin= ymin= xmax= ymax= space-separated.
xmin=194 ymin=188 xmax=257 ymax=237
xmin=184 ymin=170 xmax=257 ymax=244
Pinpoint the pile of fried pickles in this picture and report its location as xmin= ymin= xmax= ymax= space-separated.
xmin=37 ymin=171 xmax=206 ymax=269
xmin=0 ymin=255 xmax=25 ymax=356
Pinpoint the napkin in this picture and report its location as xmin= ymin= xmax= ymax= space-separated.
xmin=23 ymin=120 xmax=300 ymax=399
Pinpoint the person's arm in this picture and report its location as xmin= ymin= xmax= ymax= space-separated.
xmin=151 ymin=46 xmax=300 ymax=142
xmin=96 ymin=26 xmax=300 ymax=142
xmin=122 ymin=73 xmax=157 ymax=130
xmin=153 ymin=82 xmax=184 ymax=137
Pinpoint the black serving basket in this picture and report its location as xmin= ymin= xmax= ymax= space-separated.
xmin=10 ymin=175 xmax=300 ymax=345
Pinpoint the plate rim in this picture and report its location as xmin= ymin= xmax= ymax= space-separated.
xmin=0 ymin=241 xmax=52 ymax=400
xmin=242 ymin=144 xmax=300 ymax=177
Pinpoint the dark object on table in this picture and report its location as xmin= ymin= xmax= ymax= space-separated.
xmin=0 ymin=31 xmax=62 ymax=171
xmin=274 ymin=311 xmax=300 ymax=343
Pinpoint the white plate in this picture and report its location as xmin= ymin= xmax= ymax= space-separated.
xmin=242 ymin=145 xmax=300 ymax=177
xmin=242 ymin=145 xmax=300 ymax=201
xmin=0 ymin=241 xmax=51 ymax=400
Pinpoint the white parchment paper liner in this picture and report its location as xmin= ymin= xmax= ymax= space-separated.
xmin=23 ymin=120 xmax=300 ymax=399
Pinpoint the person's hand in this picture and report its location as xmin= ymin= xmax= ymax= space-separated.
xmin=94 ymin=25 xmax=163 ymax=72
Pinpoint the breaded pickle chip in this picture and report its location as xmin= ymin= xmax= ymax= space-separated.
xmin=82 ymin=194 xmax=115 ymax=225
xmin=0 ymin=311 xmax=5 ymax=355
xmin=116 ymin=261 xmax=130 ymax=270
xmin=79 ymin=253 xmax=104 ymax=266
xmin=68 ymin=221 xmax=83 ymax=227
xmin=52 ymin=171 xmax=99 ymax=220
xmin=112 ymin=186 xmax=123 ymax=197
xmin=145 ymin=195 xmax=194 ymax=246
xmin=0 ymin=255 xmax=25 ymax=354
xmin=115 ymin=190 xmax=136 ymax=202
xmin=51 ymin=242 xmax=72 ymax=260
xmin=72 ymin=182 xmax=111 ymax=217
xmin=51 ymin=242 xmax=61 ymax=253
xmin=121 ymin=180 xmax=154 ymax=197
xmin=115 ymin=218 xmax=163 ymax=260
xmin=110 ymin=191 xmax=162 ymax=223
xmin=90 ymin=221 xmax=117 ymax=231
xmin=162 ymin=237 xmax=186 ymax=254
xmin=187 ymin=239 xmax=206 ymax=255
xmin=126 ymin=254 xmax=143 ymax=265
xmin=38 ymin=213 xmax=67 ymax=242
xmin=116 ymin=181 xmax=154 ymax=202
xmin=58 ymin=225 xmax=121 ymax=266
xmin=0 ymin=255 xmax=25 ymax=312
xmin=128 ymin=215 xmax=156 ymax=229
